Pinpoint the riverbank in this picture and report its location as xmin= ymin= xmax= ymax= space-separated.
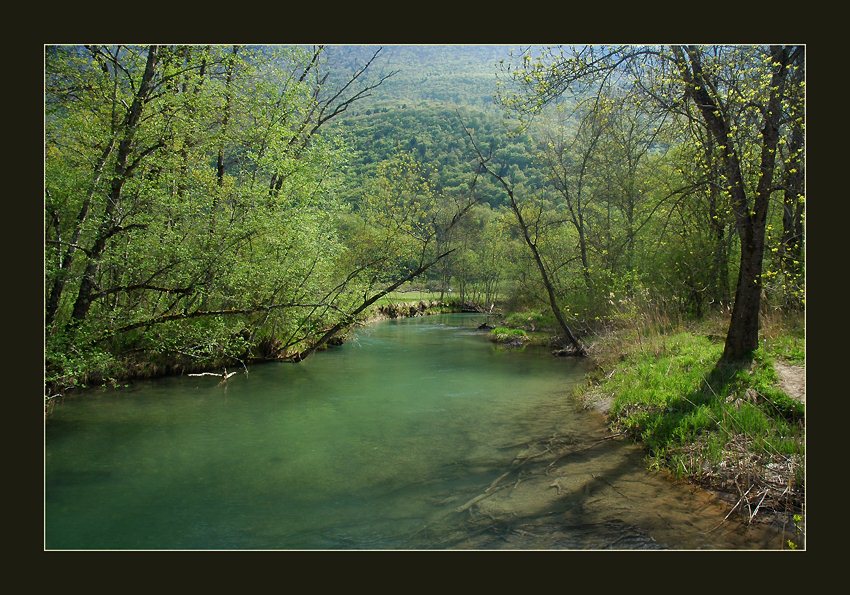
xmin=485 ymin=309 xmax=805 ymax=547
xmin=582 ymin=321 xmax=804 ymax=545
xmin=364 ymin=299 xmax=465 ymax=323
xmin=44 ymin=298 xmax=479 ymax=417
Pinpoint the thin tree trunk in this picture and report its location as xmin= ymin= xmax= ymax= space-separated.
xmin=45 ymin=139 xmax=115 ymax=327
xmin=781 ymin=93 xmax=805 ymax=310
xmin=577 ymin=213 xmax=592 ymax=293
xmin=502 ymin=180 xmax=585 ymax=354
xmin=706 ymin=140 xmax=730 ymax=308
xmin=216 ymin=46 xmax=238 ymax=187
xmin=465 ymin=125 xmax=586 ymax=354
xmin=70 ymin=45 xmax=160 ymax=325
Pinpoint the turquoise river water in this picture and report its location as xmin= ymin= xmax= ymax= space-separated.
xmin=45 ymin=314 xmax=787 ymax=549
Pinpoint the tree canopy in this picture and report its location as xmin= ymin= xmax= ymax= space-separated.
xmin=45 ymin=44 xmax=805 ymax=390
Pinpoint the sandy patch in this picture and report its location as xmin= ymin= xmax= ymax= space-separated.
xmin=774 ymin=360 xmax=805 ymax=403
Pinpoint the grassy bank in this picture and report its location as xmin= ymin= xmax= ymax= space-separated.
xmin=574 ymin=313 xmax=804 ymax=535
xmin=491 ymin=305 xmax=804 ymax=542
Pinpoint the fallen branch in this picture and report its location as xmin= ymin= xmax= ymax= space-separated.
xmin=455 ymin=471 xmax=513 ymax=513
xmin=297 ymin=248 xmax=457 ymax=361
xmin=188 ymin=368 xmax=237 ymax=383
xmin=487 ymin=471 xmax=512 ymax=491
xmin=725 ymin=484 xmax=754 ymax=521
xmin=749 ymin=489 xmax=769 ymax=523
xmin=546 ymin=432 xmax=627 ymax=471
xmin=455 ymin=484 xmax=511 ymax=514
xmin=595 ymin=473 xmax=630 ymax=499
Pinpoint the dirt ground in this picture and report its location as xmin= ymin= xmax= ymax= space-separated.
xmin=774 ymin=360 xmax=806 ymax=403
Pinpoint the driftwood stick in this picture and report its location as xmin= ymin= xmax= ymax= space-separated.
xmin=749 ymin=489 xmax=769 ymax=523
xmin=188 ymin=368 xmax=238 ymax=382
xmin=725 ymin=484 xmax=754 ymax=521
xmin=455 ymin=484 xmax=510 ymax=513
xmin=236 ymin=358 xmax=249 ymax=376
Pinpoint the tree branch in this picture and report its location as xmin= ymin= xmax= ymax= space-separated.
xmin=296 ymin=248 xmax=457 ymax=361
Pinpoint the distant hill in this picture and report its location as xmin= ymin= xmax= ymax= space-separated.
xmin=318 ymin=45 xmax=537 ymax=209
xmin=323 ymin=45 xmax=515 ymax=109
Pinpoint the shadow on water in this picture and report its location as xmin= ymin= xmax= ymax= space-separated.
xmin=414 ymin=431 xmax=787 ymax=549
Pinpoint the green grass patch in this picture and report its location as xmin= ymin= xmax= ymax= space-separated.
xmin=503 ymin=309 xmax=554 ymax=330
xmin=766 ymin=334 xmax=806 ymax=365
xmin=579 ymin=329 xmax=805 ymax=503
xmin=490 ymin=326 xmax=528 ymax=343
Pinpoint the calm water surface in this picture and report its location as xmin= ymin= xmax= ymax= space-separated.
xmin=45 ymin=314 xmax=786 ymax=549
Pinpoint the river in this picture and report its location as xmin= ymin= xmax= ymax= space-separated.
xmin=45 ymin=314 xmax=787 ymax=549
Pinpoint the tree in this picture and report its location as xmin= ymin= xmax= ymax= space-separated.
xmin=300 ymin=151 xmax=477 ymax=359
xmin=462 ymin=123 xmax=587 ymax=355
xmin=497 ymin=44 xmax=805 ymax=363
xmin=671 ymin=45 xmax=803 ymax=362
xmin=777 ymin=49 xmax=806 ymax=311
xmin=45 ymin=44 xmax=405 ymax=384
xmin=536 ymin=98 xmax=609 ymax=294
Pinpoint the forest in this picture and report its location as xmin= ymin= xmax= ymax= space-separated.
xmin=44 ymin=45 xmax=805 ymax=541
xmin=45 ymin=44 xmax=804 ymax=381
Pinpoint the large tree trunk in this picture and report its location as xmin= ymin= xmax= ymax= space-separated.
xmin=722 ymin=227 xmax=766 ymax=362
xmin=674 ymin=45 xmax=795 ymax=363
xmin=719 ymin=49 xmax=789 ymax=362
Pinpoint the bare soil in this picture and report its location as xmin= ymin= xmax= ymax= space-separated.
xmin=774 ymin=360 xmax=806 ymax=403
